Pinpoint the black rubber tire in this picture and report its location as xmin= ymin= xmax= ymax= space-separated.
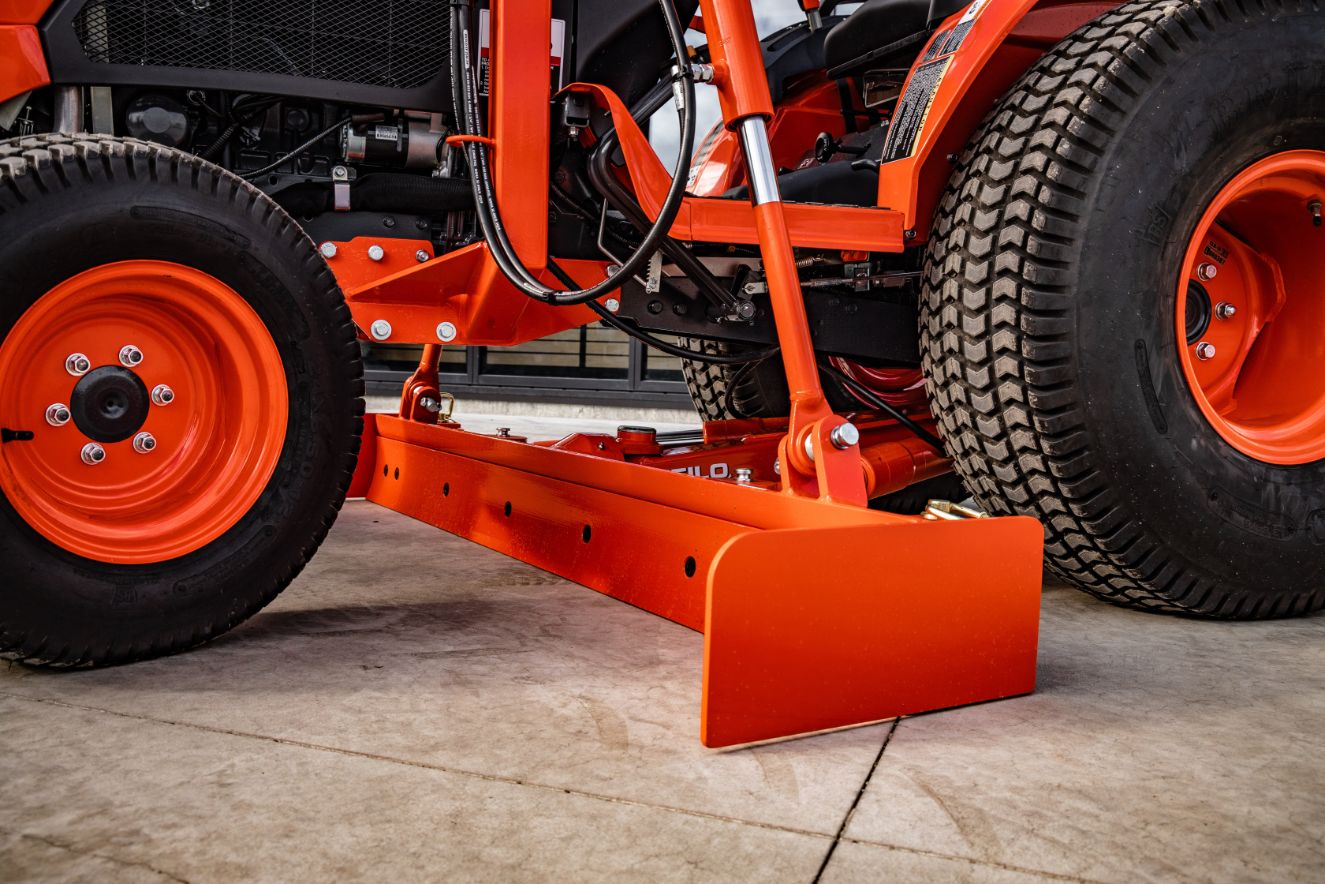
xmin=0 ymin=134 xmax=364 ymax=664
xmin=921 ymin=0 xmax=1325 ymax=618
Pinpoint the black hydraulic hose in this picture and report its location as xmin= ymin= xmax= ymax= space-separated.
xmin=817 ymin=359 xmax=947 ymax=453
xmin=545 ymin=259 xmax=779 ymax=366
xmin=272 ymin=173 xmax=475 ymax=217
xmin=449 ymin=0 xmax=695 ymax=306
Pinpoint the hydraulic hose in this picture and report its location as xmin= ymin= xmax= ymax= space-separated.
xmin=449 ymin=0 xmax=696 ymax=306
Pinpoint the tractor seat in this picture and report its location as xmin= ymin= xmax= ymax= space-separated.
xmin=823 ymin=0 xmax=965 ymax=76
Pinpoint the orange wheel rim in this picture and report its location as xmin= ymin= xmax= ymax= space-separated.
xmin=0 ymin=260 xmax=288 ymax=564
xmin=1176 ymin=150 xmax=1325 ymax=465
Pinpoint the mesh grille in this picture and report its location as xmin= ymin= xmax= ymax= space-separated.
xmin=74 ymin=0 xmax=451 ymax=89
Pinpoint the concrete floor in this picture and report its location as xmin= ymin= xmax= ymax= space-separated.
xmin=3 ymin=421 xmax=1324 ymax=882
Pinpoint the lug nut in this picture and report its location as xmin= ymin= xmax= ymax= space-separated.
xmin=151 ymin=384 xmax=175 ymax=406
xmin=320 ymin=242 xmax=338 ymax=259
xmin=370 ymin=319 xmax=392 ymax=341
xmin=65 ymin=353 xmax=91 ymax=376
xmin=119 ymin=345 xmax=144 ymax=367
xmin=415 ymin=249 xmax=430 ymax=263
xmin=132 ymin=432 xmax=157 ymax=454
xmin=831 ymin=422 xmax=861 ymax=449
xmin=367 ymin=244 xmax=386 ymax=262
xmin=1196 ymin=342 xmax=1217 ymax=361
xmin=80 ymin=442 xmax=106 ymax=465
xmin=1215 ymin=302 xmax=1237 ymax=320
xmin=45 ymin=403 xmax=71 ymax=426
xmin=1197 ymin=263 xmax=1219 ymax=282
xmin=436 ymin=321 xmax=458 ymax=343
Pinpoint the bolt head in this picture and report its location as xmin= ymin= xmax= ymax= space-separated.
xmin=132 ymin=432 xmax=157 ymax=454
xmin=773 ymin=458 xmax=781 ymax=476
xmin=45 ymin=403 xmax=71 ymax=426
xmin=320 ymin=242 xmax=338 ymax=259
xmin=151 ymin=384 xmax=175 ymax=406
xmin=436 ymin=321 xmax=458 ymax=343
xmin=118 ymin=345 xmax=144 ymax=368
xmin=80 ymin=443 xmax=106 ymax=465
xmin=604 ymin=298 xmax=621 ymax=314
xmin=415 ymin=249 xmax=430 ymax=263
xmin=735 ymin=467 xmax=753 ymax=484
xmin=1215 ymin=302 xmax=1237 ymax=320
xmin=1197 ymin=262 xmax=1219 ymax=282
xmin=369 ymin=319 xmax=392 ymax=341
xmin=367 ymin=244 xmax=386 ymax=262
xmin=831 ymin=422 xmax=861 ymax=449
xmin=1196 ymin=342 xmax=1217 ymax=361
xmin=65 ymin=353 xmax=91 ymax=376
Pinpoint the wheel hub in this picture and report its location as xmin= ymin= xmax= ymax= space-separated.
xmin=0 ymin=260 xmax=288 ymax=564
xmin=1177 ymin=150 xmax=1325 ymax=465
xmin=70 ymin=365 xmax=150 ymax=443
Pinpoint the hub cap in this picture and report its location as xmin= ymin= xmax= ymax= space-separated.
xmin=1177 ymin=151 xmax=1325 ymax=465
xmin=0 ymin=261 xmax=289 ymax=563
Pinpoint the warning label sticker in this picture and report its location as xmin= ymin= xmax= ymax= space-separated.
xmin=882 ymin=57 xmax=951 ymax=163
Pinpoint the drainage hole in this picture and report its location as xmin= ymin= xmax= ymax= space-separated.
xmin=394 ymin=467 xmax=400 ymax=480
xmin=582 ymin=525 xmax=592 ymax=543
xmin=503 ymin=501 xmax=512 ymax=518
xmin=443 ymin=482 xmax=450 ymax=497
xmin=684 ymin=556 xmax=697 ymax=578
xmin=382 ymin=465 xmax=388 ymax=477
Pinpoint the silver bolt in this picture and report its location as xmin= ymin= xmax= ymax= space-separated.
xmin=151 ymin=384 xmax=175 ymax=406
xmin=436 ymin=321 xmax=458 ymax=343
xmin=1197 ymin=262 xmax=1219 ymax=282
xmin=320 ymin=242 xmax=338 ymax=259
xmin=606 ymin=264 xmax=622 ymax=276
xmin=415 ymin=249 xmax=430 ymax=263
xmin=367 ymin=244 xmax=386 ymax=262
xmin=804 ymin=436 xmax=815 ymax=462
xmin=1196 ymin=342 xmax=1217 ymax=361
xmin=132 ymin=432 xmax=157 ymax=454
xmin=773 ymin=458 xmax=781 ymax=476
xmin=604 ymin=298 xmax=621 ymax=314
xmin=118 ymin=345 xmax=144 ymax=368
xmin=80 ymin=442 xmax=106 ymax=465
xmin=496 ymin=427 xmax=512 ymax=438
xmin=65 ymin=353 xmax=91 ymax=376
xmin=735 ymin=467 xmax=753 ymax=484
xmin=1215 ymin=302 xmax=1237 ymax=320
xmin=369 ymin=319 xmax=392 ymax=341
xmin=45 ymin=403 xmax=71 ymax=427
xmin=831 ymin=422 xmax=861 ymax=449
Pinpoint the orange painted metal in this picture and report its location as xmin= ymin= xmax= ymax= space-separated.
xmin=697 ymin=0 xmax=775 ymax=124
xmin=361 ymin=413 xmax=1043 ymax=746
xmin=321 ymin=237 xmax=434 ymax=300
xmin=702 ymin=517 xmax=1041 ymax=746
xmin=0 ymin=26 xmax=49 ymax=103
xmin=0 ymin=261 xmax=288 ymax=564
xmin=0 ymin=0 xmax=54 ymax=24
xmin=568 ymin=81 xmax=907 ymax=251
xmin=877 ymin=0 xmax=1123 ymax=233
xmin=1176 ymin=150 xmax=1325 ymax=465
xmin=489 ymin=0 xmax=551 ymax=269
xmin=340 ymin=242 xmax=607 ymax=346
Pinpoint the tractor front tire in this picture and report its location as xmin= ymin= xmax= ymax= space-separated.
xmin=922 ymin=0 xmax=1325 ymax=617
xmin=0 ymin=135 xmax=364 ymax=664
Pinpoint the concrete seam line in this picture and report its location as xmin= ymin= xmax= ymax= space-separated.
xmin=810 ymin=718 xmax=900 ymax=883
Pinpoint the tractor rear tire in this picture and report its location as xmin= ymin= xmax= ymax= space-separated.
xmin=921 ymin=0 xmax=1325 ymax=617
xmin=0 ymin=134 xmax=364 ymax=664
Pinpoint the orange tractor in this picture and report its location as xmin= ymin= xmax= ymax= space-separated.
xmin=1 ymin=0 xmax=1322 ymax=745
